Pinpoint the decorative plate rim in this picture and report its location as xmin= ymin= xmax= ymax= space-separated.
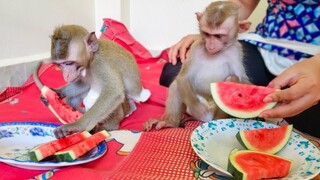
xmin=0 ymin=122 xmax=107 ymax=170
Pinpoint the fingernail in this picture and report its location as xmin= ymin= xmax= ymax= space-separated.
xmin=259 ymin=112 xmax=269 ymax=118
xmin=263 ymin=96 xmax=273 ymax=103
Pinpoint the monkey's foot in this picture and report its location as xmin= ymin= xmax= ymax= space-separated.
xmin=225 ymin=75 xmax=240 ymax=82
xmin=144 ymin=118 xmax=165 ymax=131
xmin=143 ymin=118 xmax=179 ymax=131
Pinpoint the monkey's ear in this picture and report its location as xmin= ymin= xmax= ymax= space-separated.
xmin=238 ymin=20 xmax=252 ymax=33
xmin=195 ymin=12 xmax=203 ymax=22
xmin=85 ymin=32 xmax=99 ymax=52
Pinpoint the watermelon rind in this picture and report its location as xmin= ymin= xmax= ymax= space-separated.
xmin=29 ymin=131 xmax=91 ymax=162
xmin=236 ymin=125 xmax=293 ymax=154
xmin=54 ymin=130 xmax=110 ymax=162
xmin=228 ymin=148 xmax=292 ymax=180
xmin=210 ymin=82 xmax=277 ymax=118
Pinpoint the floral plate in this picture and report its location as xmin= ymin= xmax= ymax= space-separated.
xmin=190 ymin=119 xmax=320 ymax=180
xmin=0 ymin=122 xmax=107 ymax=170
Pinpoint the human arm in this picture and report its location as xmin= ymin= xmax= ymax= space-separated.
xmin=168 ymin=0 xmax=260 ymax=64
xmin=259 ymin=54 xmax=320 ymax=118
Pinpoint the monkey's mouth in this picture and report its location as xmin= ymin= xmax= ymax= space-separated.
xmin=207 ymin=49 xmax=221 ymax=54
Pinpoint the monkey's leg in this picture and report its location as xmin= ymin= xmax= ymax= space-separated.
xmin=123 ymin=68 xmax=151 ymax=103
xmin=207 ymin=99 xmax=230 ymax=120
xmin=144 ymin=81 xmax=184 ymax=131
xmin=93 ymin=97 xmax=134 ymax=132
xmin=176 ymin=77 xmax=212 ymax=122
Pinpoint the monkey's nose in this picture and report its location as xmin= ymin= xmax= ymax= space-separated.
xmin=207 ymin=48 xmax=217 ymax=54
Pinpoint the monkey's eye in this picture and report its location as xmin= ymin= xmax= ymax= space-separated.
xmin=214 ymin=34 xmax=223 ymax=39
xmin=62 ymin=61 xmax=75 ymax=66
xmin=202 ymin=32 xmax=210 ymax=37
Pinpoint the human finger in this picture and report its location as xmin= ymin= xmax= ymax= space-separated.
xmin=168 ymin=44 xmax=181 ymax=65
xmin=267 ymin=70 xmax=297 ymax=89
xmin=260 ymin=95 xmax=314 ymax=118
xmin=263 ymin=85 xmax=304 ymax=104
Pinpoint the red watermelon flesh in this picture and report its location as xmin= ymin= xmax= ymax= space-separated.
xmin=29 ymin=131 xmax=91 ymax=162
xmin=41 ymin=86 xmax=83 ymax=124
xmin=228 ymin=149 xmax=292 ymax=180
xmin=237 ymin=125 xmax=293 ymax=154
xmin=210 ymin=82 xmax=277 ymax=118
xmin=54 ymin=130 xmax=110 ymax=162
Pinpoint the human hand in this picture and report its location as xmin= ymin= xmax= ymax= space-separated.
xmin=260 ymin=55 xmax=320 ymax=118
xmin=168 ymin=34 xmax=201 ymax=65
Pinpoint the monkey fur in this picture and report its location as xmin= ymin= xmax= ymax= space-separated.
xmin=35 ymin=25 xmax=150 ymax=138
xmin=144 ymin=1 xmax=251 ymax=131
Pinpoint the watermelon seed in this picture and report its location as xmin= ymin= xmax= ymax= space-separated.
xmin=238 ymin=93 xmax=243 ymax=97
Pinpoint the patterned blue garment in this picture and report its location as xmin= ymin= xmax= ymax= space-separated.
xmin=246 ymin=0 xmax=320 ymax=60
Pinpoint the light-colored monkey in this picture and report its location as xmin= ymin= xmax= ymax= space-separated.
xmin=34 ymin=25 xmax=150 ymax=138
xmin=144 ymin=1 xmax=251 ymax=131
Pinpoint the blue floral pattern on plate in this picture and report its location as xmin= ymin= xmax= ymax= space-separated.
xmin=190 ymin=119 xmax=320 ymax=180
xmin=0 ymin=122 xmax=107 ymax=170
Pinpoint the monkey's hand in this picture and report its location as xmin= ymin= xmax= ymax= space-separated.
xmin=52 ymin=88 xmax=66 ymax=99
xmin=54 ymin=123 xmax=85 ymax=139
xmin=40 ymin=95 xmax=49 ymax=106
xmin=143 ymin=118 xmax=179 ymax=132
xmin=39 ymin=87 xmax=65 ymax=106
xmin=187 ymin=102 xmax=213 ymax=122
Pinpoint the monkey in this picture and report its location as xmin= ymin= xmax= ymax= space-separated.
xmin=33 ymin=25 xmax=150 ymax=138
xmin=144 ymin=1 xmax=251 ymax=131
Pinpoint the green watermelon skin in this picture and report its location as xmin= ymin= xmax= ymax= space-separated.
xmin=29 ymin=131 xmax=91 ymax=162
xmin=236 ymin=125 xmax=293 ymax=154
xmin=228 ymin=148 xmax=292 ymax=180
xmin=210 ymin=82 xmax=277 ymax=118
xmin=54 ymin=130 xmax=110 ymax=162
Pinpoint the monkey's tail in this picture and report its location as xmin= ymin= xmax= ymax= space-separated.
xmin=33 ymin=61 xmax=44 ymax=90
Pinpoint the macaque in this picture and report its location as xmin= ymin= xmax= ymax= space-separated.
xmin=144 ymin=1 xmax=251 ymax=131
xmin=35 ymin=25 xmax=150 ymax=138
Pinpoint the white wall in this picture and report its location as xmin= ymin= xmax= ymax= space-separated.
xmin=0 ymin=0 xmax=95 ymax=91
xmin=0 ymin=0 xmax=95 ymax=65
xmin=94 ymin=0 xmax=122 ymax=38
xmin=95 ymin=0 xmax=267 ymax=55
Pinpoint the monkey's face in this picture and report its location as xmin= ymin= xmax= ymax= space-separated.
xmin=200 ymin=16 xmax=238 ymax=54
xmin=53 ymin=41 xmax=90 ymax=83
xmin=201 ymin=31 xmax=228 ymax=54
xmin=55 ymin=60 xmax=85 ymax=83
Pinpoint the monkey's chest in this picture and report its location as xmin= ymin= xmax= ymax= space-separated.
xmin=188 ymin=60 xmax=231 ymax=96
xmin=83 ymin=88 xmax=101 ymax=111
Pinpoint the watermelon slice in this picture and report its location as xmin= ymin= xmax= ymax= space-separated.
xmin=210 ymin=82 xmax=277 ymax=118
xmin=237 ymin=125 xmax=292 ymax=154
xmin=29 ymin=131 xmax=91 ymax=162
xmin=41 ymin=86 xmax=83 ymax=124
xmin=54 ymin=130 xmax=110 ymax=162
xmin=228 ymin=148 xmax=292 ymax=180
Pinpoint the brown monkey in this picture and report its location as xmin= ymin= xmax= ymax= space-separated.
xmin=144 ymin=1 xmax=251 ymax=131
xmin=35 ymin=25 xmax=150 ymax=138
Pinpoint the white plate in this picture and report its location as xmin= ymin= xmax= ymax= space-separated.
xmin=0 ymin=122 xmax=107 ymax=170
xmin=191 ymin=119 xmax=320 ymax=180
